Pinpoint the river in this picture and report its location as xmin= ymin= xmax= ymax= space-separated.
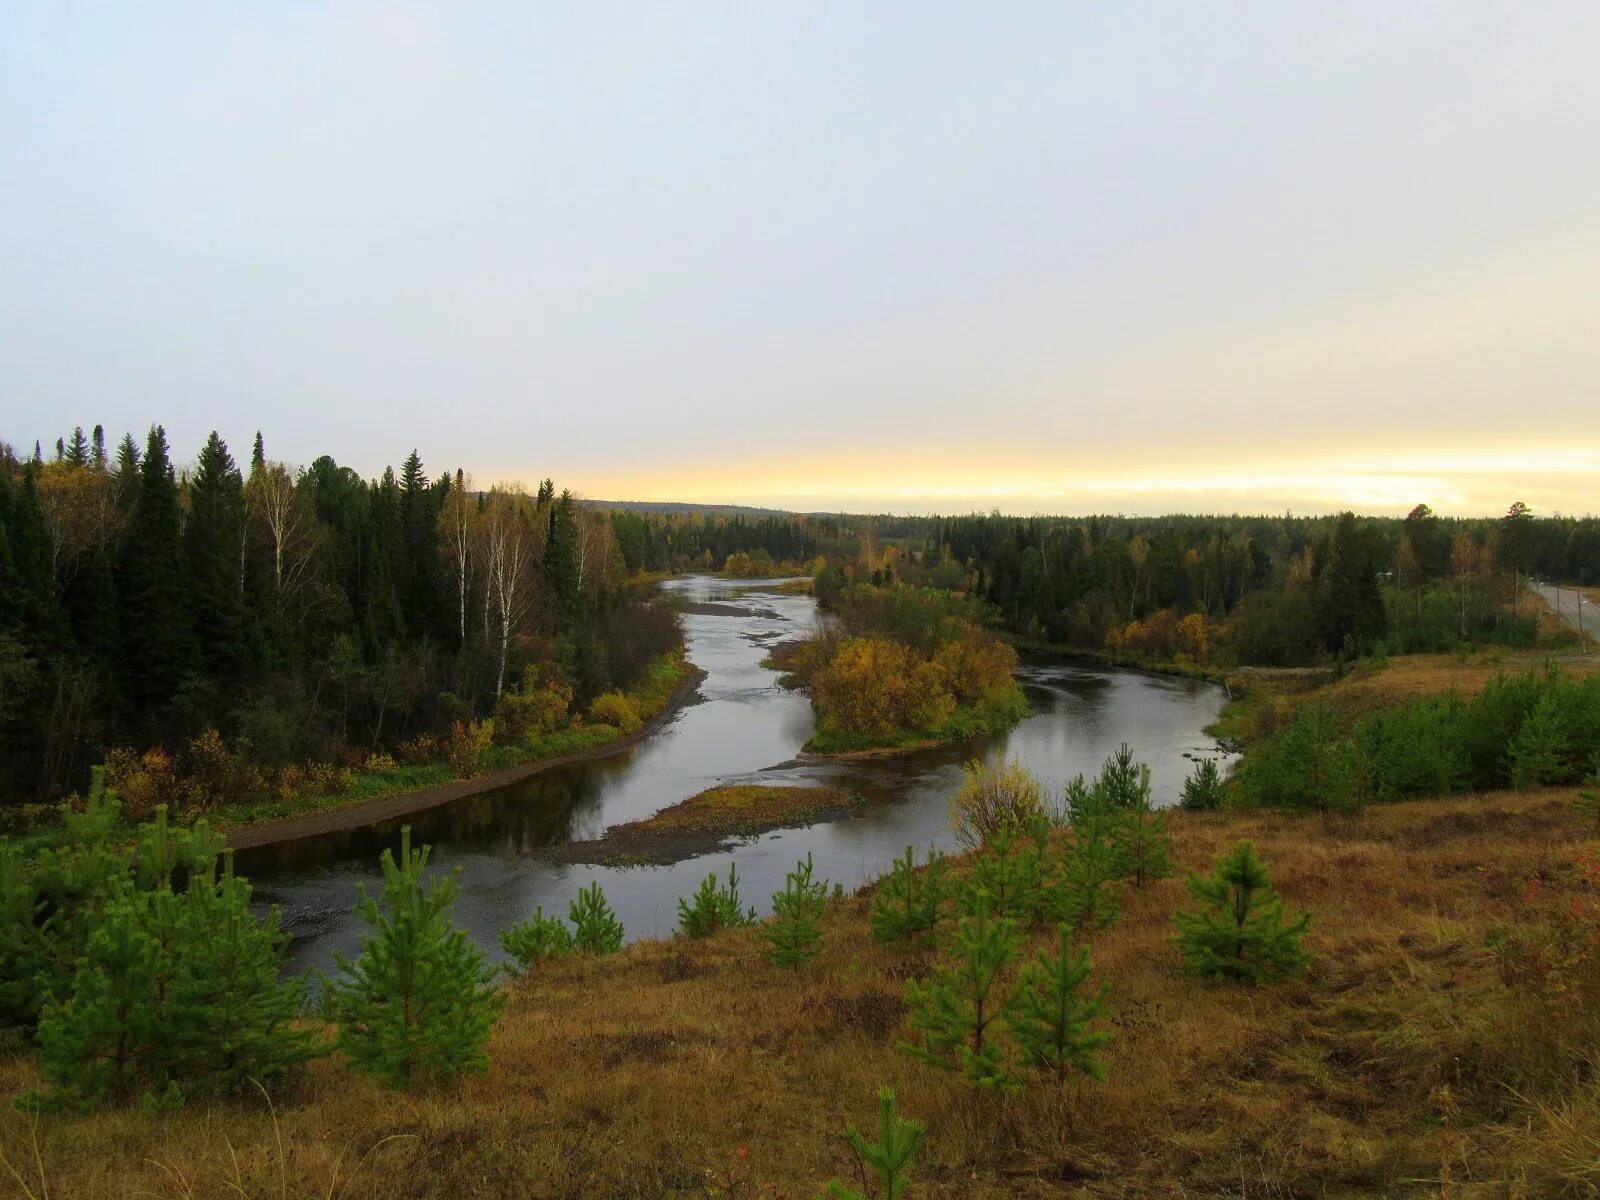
xmin=243 ymin=576 xmax=1234 ymax=974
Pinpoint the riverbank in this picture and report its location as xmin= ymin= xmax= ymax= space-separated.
xmin=224 ymin=660 xmax=705 ymax=852
xmin=6 ymin=783 xmax=1592 ymax=1198
xmin=551 ymin=783 xmax=861 ymax=866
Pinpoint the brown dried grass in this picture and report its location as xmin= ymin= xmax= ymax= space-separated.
xmin=4 ymin=783 xmax=1598 ymax=1198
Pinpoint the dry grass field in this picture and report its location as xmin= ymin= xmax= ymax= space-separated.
xmin=4 ymin=782 xmax=1598 ymax=1199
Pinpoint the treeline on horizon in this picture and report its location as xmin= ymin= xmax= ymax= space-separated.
xmin=0 ymin=425 xmax=845 ymax=805
xmin=822 ymin=501 xmax=1591 ymax=670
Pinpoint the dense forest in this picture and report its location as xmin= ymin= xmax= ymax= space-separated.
xmin=0 ymin=425 xmax=843 ymax=806
xmin=822 ymin=502 xmax=1593 ymax=667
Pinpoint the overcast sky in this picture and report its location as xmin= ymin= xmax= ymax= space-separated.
xmin=2 ymin=3 xmax=1597 ymax=516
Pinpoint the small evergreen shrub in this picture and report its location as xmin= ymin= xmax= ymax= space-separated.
xmin=1509 ymin=692 xmax=1574 ymax=787
xmin=961 ymin=824 xmax=1041 ymax=922
xmin=1179 ymin=758 xmax=1227 ymax=810
xmin=1232 ymin=704 xmax=1357 ymax=811
xmin=1107 ymin=756 xmax=1172 ymax=888
xmin=326 ymin=827 xmax=503 ymax=1085
xmin=1174 ymin=841 xmax=1310 ymax=983
xmin=763 ymin=854 xmax=828 ymax=968
xmin=34 ymin=824 xmax=312 ymax=1104
xmin=819 ymin=1087 xmax=925 ymax=1200
xmin=901 ymin=892 xmax=1020 ymax=1093
xmin=570 ymin=882 xmax=624 ymax=955
xmin=677 ymin=864 xmax=754 ymax=938
xmin=500 ymin=906 xmax=574 ymax=972
xmin=870 ymin=846 xmax=948 ymax=947
xmin=1093 ymin=744 xmax=1146 ymax=808
xmin=1051 ymin=818 xmax=1123 ymax=933
xmin=1011 ymin=926 xmax=1112 ymax=1082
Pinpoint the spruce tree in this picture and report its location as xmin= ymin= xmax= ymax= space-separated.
xmin=544 ymin=489 xmax=582 ymax=631
xmin=763 ymin=854 xmax=828 ymax=968
xmin=113 ymin=432 xmax=141 ymax=508
xmin=0 ymin=467 xmax=58 ymax=641
xmin=64 ymin=426 xmax=89 ymax=467
xmin=186 ymin=432 xmax=249 ymax=678
xmin=119 ymin=425 xmax=197 ymax=717
xmin=901 ymin=892 xmax=1020 ymax=1093
xmin=396 ymin=449 xmax=442 ymax=640
xmin=327 ymin=827 xmax=503 ymax=1085
xmin=1174 ymin=841 xmax=1310 ymax=983
xmin=1011 ymin=927 xmax=1112 ymax=1081
xmin=870 ymin=846 xmax=948 ymax=947
xmin=569 ymin=881 xmax=624 ymax=955
xmin=821 ymin=1087 xmax=925 ymax=1200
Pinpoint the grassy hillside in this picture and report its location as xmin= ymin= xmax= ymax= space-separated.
xmin=3 ymin=779 xmax=1595 ymax=1198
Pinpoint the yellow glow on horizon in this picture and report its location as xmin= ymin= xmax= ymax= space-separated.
xmin=552 ymin=444 xmax=1599 ymax=518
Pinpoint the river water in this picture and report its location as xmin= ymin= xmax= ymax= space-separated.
xmin=243 ymin=577 xmax=1233 ymax=974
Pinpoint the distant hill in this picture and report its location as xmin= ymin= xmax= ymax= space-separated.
xmin=582 ymin=499 xmax=798 ymax=518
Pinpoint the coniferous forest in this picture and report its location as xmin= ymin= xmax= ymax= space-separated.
xmin=0 ymin=425 xmax=843 ymax=806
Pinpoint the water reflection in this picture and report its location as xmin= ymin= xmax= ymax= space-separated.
xmin=246 ymin=577 xmax=1233 ymax=974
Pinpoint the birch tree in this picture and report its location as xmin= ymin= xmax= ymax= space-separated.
xmin=439 ymin=469 xmax=476 ymax=646
xmin=245 ymin=458 xmax=320 ymax=614
xmin=481 ymin=488 xmax=535 ymax=696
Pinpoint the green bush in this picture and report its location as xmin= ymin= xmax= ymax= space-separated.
xmin=588 ymin=691 xmax=643 ymax=733
xmin=500 ymin=906 xmax=574 ymax=972
xmin=763 ymin=855 xmax=829 ymax=968
xmin=1509 ymin=691 xmax=1575 ymax=787
xmin=1179 ymin=758 xmax=1228 ymax=810
xmin=569 ymin=882 xmax=624 ymax=954
xmin=676 ymin=865 xmax=754 ymax=939
xmin=870 ymin=846 xmax=948 ymax=948
xmin=1232 ymin=704 xmax=1357 ymax=811
xmin=1237 ymin=669 xmax=1600 ymax=810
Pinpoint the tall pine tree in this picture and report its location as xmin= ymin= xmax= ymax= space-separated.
xmin=544 ymin=489 xmax=581 ymax=632
xmin=185 ymin=432 xmax=249 ymax=678
xmin=119 ymin=426 xmax=197 ymax=719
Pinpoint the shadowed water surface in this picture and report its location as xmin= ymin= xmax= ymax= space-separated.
xmin=244 ymin=577 xmax=1232 ymax=974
